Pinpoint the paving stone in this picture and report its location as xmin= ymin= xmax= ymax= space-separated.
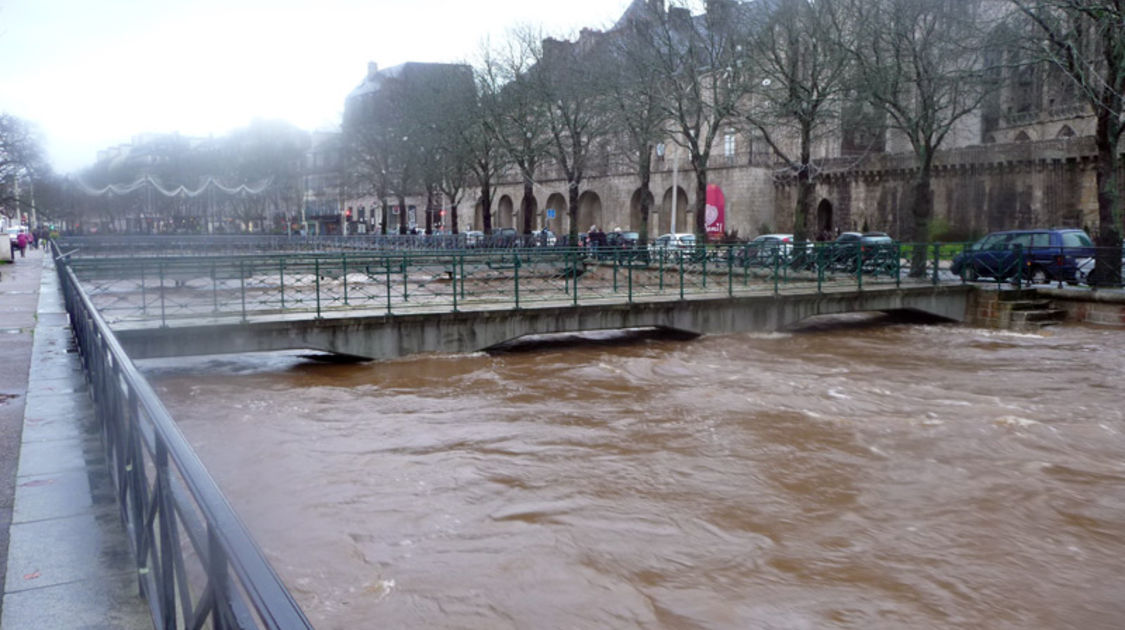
xmin=1 ymin=569 xmax=150 ymax=629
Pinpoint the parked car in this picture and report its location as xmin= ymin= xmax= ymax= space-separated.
xmin=951 ymin=228 xmax=1094 ymax=283
xmin=651 ymin=233 xmax=696 ymax=252
xmin=736 ymin=233 xmax=793 ymax=266
xmin=1076 ymin=244 xmax=1125 ymax=285
xmin=827 ymin=231 xmax=897 ymax=272
xmin=534 ymin=228 xmax=557 ymax=247
xmin=463 ymin=230 xmax=484 ymax=248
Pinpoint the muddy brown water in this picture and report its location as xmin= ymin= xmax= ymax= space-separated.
xmin=143 ymin=316 xmax=1125 ymax=629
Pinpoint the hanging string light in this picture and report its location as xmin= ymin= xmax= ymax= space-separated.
xmin=73 ymin=174 xmax=274 ymax=198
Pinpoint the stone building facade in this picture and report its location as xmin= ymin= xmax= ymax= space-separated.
xmin=479 ymin=0 xmax=1114 ymax=243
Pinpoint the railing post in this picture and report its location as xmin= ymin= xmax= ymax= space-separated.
xmin=701 ymin=246 xmax=708 ymax=288
xmin=451 ymin=254 xmax=458 ymax=313
xmin=1015 ymin=244 xmax=1024 ymax=290
xmin=158 ymin=261 xmax=167 ymax=327
xmin=279 ymin=259 xmax=286 ymax=311
xmin=514 ymin=252 xmax=521 ymax=309
xmin=628 ymin=250 xmax=634 ymax=304
xmin=931 ymin=242 xmax=939 ymax=286
xmin=572 ymin=249 xmax=579 ymax=307
xmin=613 ymin=250 xmax=619 ymax=293
xmin=239 ymin=259 xmax=247 ymax=323
xmin=402 ymin=254 xmax=409 ymax=302
xmin=817 ymin=245 xmax=824 ymax=295
xmin=342 ymin=253 xmax=349 ymax=305
xmin=854 ymin=244 xmax=862 ymax=291
xmin=773 ymin=250 xmax=780 ymax=296
xmin=727 ymin=245 xmax=733 ymax=297
xmin=678 ymin=249 xmax=685 ymax=300
xmin=210 ymin=261 xmax=218 ymax=313
xmin=155 ymin=442 xmax=177 ymax=628
xmin=314 ymin=258 xmax=322 ymax=319
xmin=385 ymin=257 xmax=392 ymax=314
xmin=140 ymin=260 xmax=148 ymax=316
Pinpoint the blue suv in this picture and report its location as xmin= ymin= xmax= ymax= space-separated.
xmin=951 ymin=228 xmax=1094 ymax=283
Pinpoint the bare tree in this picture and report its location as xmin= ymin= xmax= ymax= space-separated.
xmin=639 ymin=1 xmax=752 ymax=239
xmin=606 ymin=7 xmax=671 ymax=244
xmin=0 ymin=114 xmax=47 ymax=221
xmin=1009 ymin=0 xmax=1124 ymax=286
xmin=843 ymin=0 xmax=992 ymax=274
xmin=479 ymin=32 xmax=554 ymax=235
xmin=519 ymin=30 xmax=615 ymax=241
xmin=742 ymin=0 xmax=852 ymax=243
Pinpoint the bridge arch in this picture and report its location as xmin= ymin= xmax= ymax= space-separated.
xmin=659 ymin=186 xmax=690 ymax=234
xmin=577 ymin=191 xmax=603 ymax=232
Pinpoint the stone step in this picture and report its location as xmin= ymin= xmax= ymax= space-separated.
xmin=1011 ymin=308 xmax=1067 ymax=323
xmin=1006 ymin=299 xmax=1054 ymax=311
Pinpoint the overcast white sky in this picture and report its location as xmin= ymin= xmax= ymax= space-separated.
xmin=0 ymin=0 xmax=634 ymax=173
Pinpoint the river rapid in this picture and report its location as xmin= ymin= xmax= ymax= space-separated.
xmin=144 ymin=316 xmax=1125 ymax=629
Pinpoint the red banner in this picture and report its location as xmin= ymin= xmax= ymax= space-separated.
xmin=704 ymin=183 xmax=725 ymax=241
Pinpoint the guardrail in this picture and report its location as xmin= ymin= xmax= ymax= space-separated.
xmin=61 ymin=241 xmax=979 ymax=327
xmin=56 ymin=233 xmax=550 ymax=256
xmin=53 ymin=242 xmax=313 ymax=629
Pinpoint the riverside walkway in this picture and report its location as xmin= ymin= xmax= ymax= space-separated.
xmin=1 ymin=249 xmax=149 ymax=628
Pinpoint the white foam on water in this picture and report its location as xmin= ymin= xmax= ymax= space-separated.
xmin=995 ymin=416 xmax=1040 ymax=428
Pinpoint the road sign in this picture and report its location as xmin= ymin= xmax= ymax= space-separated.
xmin=546 ymin=209 xmax=556 ymax=219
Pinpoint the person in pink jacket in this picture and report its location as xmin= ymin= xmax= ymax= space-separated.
xmin=16 ymin=230 xmax=28 ymax=257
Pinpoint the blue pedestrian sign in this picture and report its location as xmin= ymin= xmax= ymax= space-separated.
xmin=546 ymin=209 xmax=556 ymax=219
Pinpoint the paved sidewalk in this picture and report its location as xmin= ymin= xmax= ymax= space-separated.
xmin=1 ymin=250 xmax=150 ymax=628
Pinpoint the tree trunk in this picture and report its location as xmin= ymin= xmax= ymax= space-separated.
xmin=568 ymin=180 xmax=581 ymax=242
xmin=424 ymin=186 xmax=434 ymax=235
xmin=380 ymin=198 xmax=389 ymax=235
xmin=694 ymin=166 xmax=708 ymax=239
xmin=397 ymin=194 xmax=407 ymax=234
xmin=638 ymin=150 xmax=652 ymax=245
xmin=451 ymin=203 xmax=459 ymax=235
xmin=908 ymin=161 xmax=934 ymax=277
xmin=480 ymin=183 xmax=493 ymax=234
xmin=521 ymin=177 xmax=534 ymax=235
xmin=794 ymin=121 xmax=813 ymax=243
xmin=1092 ymin=105 xmax=1123 ymax=287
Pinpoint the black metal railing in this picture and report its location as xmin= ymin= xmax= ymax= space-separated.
xmin=53 ymin=242 xmax=313 ymax=630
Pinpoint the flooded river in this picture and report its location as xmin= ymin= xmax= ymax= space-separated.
xmin=144 ymin=317 xmax=1125 ymax=629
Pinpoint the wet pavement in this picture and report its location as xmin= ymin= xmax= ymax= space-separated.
xmin=0 ymin=249 xmax=150 ymax=629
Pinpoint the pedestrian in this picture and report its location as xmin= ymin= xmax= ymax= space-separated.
xmin=16 ymin=230 xmax=28 ymax=257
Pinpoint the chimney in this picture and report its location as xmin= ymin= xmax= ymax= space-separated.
xmin=367 ymin=61 xmax=379 ymax=80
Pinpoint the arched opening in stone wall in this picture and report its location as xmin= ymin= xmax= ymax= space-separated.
xmin=1014 ymin=131 xmax=1031 ymax=143
xmin=519 ymin=194 xmax=539 ymax=233
xmin=1057 ymin=125 xmax=1075 ymax=138
xmin=544 ymin=193 xmax=567 ymax=234
xmin=659 ymin=186 xmax=690 ymax=234
xmin=629 ymin=188 xmax=655 ymax=235
xmin=816 ymin=199 xmax=834 ymax=240
xmin=577 ymin=191 xmax=603 ymax=232
xmin=497 ymin=195 xmax=514 ymax=229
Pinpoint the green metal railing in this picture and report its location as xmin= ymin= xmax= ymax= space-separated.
xmin=62 ymin=241 xmax=981 ymax=327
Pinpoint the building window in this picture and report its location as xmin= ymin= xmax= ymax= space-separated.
xmin=724 ymin=133 xmax=736 ymax=158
